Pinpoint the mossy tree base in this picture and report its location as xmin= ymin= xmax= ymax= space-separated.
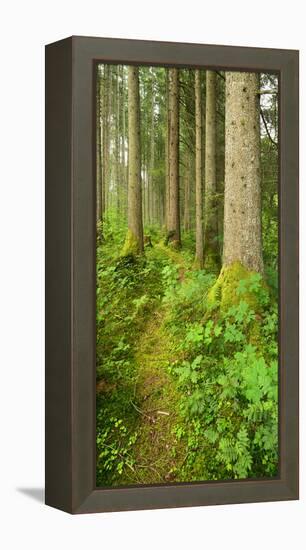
xmin=121 ymin=229 xmax=143 ymax=257
xmin=207 ymin=261 xmax=269 ymax=347
xmin=207 ymin=261 xmax=261 ymax=314
xmin=164 ymin=230 xmax=181 ymax=250
xmin=168 ymin=239 xmax=181 ymax=250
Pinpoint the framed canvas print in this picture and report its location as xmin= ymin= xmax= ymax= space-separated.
xmin=45 ymin=36 xmax=299 ymax=514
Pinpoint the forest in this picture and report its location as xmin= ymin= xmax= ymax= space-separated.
xmin=95 ymin=64 xmax=279 ymax=487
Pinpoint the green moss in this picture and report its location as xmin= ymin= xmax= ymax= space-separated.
xmin=158 ymin=241 xmax=185 ymax=268
xmin=121 ymin=229 xmax=142 ymax=257
xmin=206 ymin=261 xmax=268 ymax=351
xmin=122 ymin=314 xmax=185 ymax=484
xmin=207 ymin=261 xmax=259 ymax=314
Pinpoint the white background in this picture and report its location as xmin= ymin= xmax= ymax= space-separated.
xmin=0 ymin=1 xmax=304 ymax=548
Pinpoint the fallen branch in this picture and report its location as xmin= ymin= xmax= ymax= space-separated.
xmin=130 ymin=400 xmax=152 ymax=420
xmin=130 ymin=401 xmax=170 ymax=418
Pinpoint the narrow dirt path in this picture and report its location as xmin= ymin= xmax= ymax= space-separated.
xmin=157 ymin=241 xmax=188 ymax=281
xmin=131 ymin=311 xmax=182 ymax=483
xmin=126 ymin=244 xmax=189 ymax=484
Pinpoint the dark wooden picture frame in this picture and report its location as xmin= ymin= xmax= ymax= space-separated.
xmin=45 ymin=36 xmax=299 ymax=514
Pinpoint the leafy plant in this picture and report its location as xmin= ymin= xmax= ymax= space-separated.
xmin=168 ymin=282 xmax=278 ymax=480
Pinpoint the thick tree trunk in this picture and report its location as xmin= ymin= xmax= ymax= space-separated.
xmin=223 ymin=72 xmax=263 ymax=273
xmin=122 ymin=66 xmax=144 ymax=256
xmin=195 ymin=69 xmax=204 ymax=267
xmin=167 ymin=68 xmax=181 ymax=247
xmin=204 ymin=70 xmax=219 ymax=269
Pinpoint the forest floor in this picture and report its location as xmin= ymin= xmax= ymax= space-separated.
xmin=96 ymin=226 xmax=279 ymax=487
xmin=130 ymin=244 xmax=188 ymax=484
xmin=131 ymin=309 xmax=183 ymax=483
xmin=96 ymin=241 xmax=192 ymax=485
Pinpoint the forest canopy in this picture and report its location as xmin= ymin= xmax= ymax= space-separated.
xmin=95 ymin=64 xmax=279 ymax=487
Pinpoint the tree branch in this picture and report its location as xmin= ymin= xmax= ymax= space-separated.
xmin=216 ymin=71 xmax=225 ymax=81
xmin=258 ymin=89 xmax=278 ymax=95
xmin=260 ymin=109 xmax=278 ymax=147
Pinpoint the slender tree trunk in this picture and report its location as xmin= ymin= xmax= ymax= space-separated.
xmin=150 ymin=72 xmax=156 ymax=224
xmin=147 ymin=168 xmax=152 ymax=225
xmin=167 ymin=68 xmax=181 ymax=247
xmin=102 ymin=65 xmax=110 ymax=216
xmin=204 ymin=70 xmax=219 ymax=269
xmin=223 ymin=72 xmax=263 ymax=272
xmin=96 ymin=66 xmax=102 ymax=223
xmin=195 ymin=70 xmax=204 ymax=267
xmin=183 ymin=153 xmax=191 ymax=231
xmin=160 ymin=189 xmax=165 ymax=226
xmin=216 ymin=73 xmax=225 ymax=259
xmin=102 ymin=67 xmax=105 ymax=213
xmin=107 ymin=67 xmax=114 ymax=211
xmin=145 ymin=167 xmax=150 ymax=224
xmin=121 ymin=66 xmax=128 ymax=217
xmin=165 ymin=69 xmax=170 ymax=231
xmin=122 ymin=66 xmax=144 ymax=256
xmin=115 ymin=66 xmax=120 ymax=214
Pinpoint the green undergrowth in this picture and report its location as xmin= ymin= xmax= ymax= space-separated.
xmin=96 ymin=229 xmax=168 ymax=485
xmin=165 ymin=262 xmax=278 ymax=480
xmin=96 ymin=222 xmax=278 ymax=486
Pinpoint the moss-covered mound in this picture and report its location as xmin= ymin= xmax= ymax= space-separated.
xmin=121 ymin=229 xmax=143 ymax=257
xmin=207 ymin=261 xmax=264 ymax=314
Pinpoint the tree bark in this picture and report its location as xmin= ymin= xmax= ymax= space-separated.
xmin=121 ymin=65 xmax=128 ymax=216
xmin=165 ymin=69 xmax=170 ymax=231
xmin=216 ymin=73 xmax=225 ymax=259
xmin=204 ymin=70 xmax=219 ymax=269
xmin=122 ymin=66 xmax=144 ymax=256
xmin=96 ymin=66 xmax=102 ymax=223
xmin=183 ymin=153 xmax=191 ymax=232
xmin=115 ymin=65 xmax=121 ymax=213
xmin=102 ymin=65 xmax=110 ymax=216
xmin=223 ymin=72 xmax=263 ymax=273
xmin=195 ymin=69 xmax=204 ymax=267
xmin=167 ymin=68 xmax=181 ymax=247
xmin=149 ymin=70 xmax=155 ymax=224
